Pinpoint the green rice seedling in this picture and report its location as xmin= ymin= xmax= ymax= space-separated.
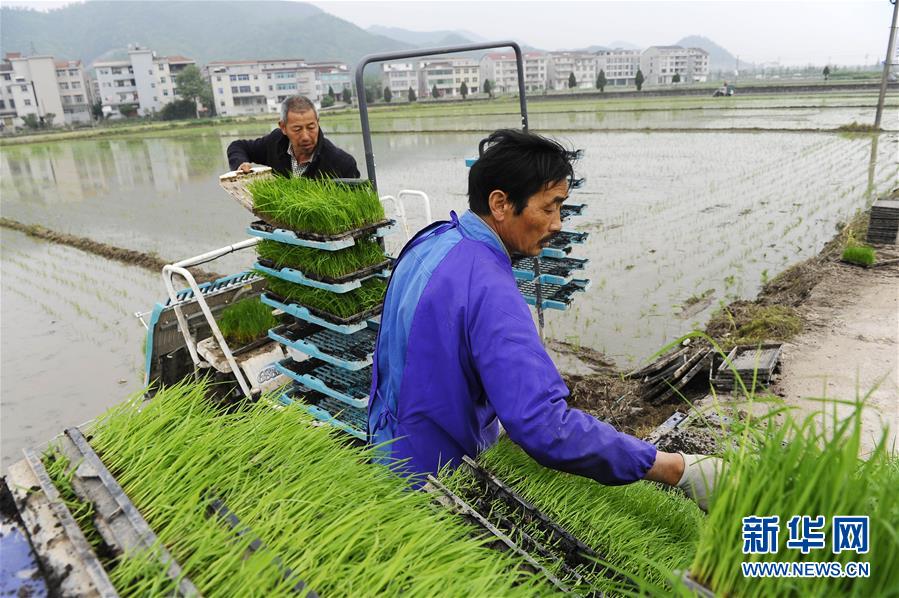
xmin=688 ymin=399 xmax=898 ymax=597
xmin=42 ymin=446 xmax=107 ymax=556
xmin=256 ymin=238 xmax=387 ymax=279
xmin=248 ymin=177 xmax=385 ymax=235
xmin=841 ymin=244 xmax=876 ymax=267
xmin=442 ymin=437 xmax=704 ymax=594
xmin=87 ymin=380 xmax=549 ymax=596
xmin=263 ymin=274 xmax=386 ymax=319
xmin=215 ymin=297 xmax=277 ymax=345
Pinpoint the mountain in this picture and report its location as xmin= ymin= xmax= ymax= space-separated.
xmin=675 ymin=35 xmax=744 ymax=73
xmin=607 ymin=40 xmax=640 ymax=51
xmin=0 ymin=1 xmax=411 ymax=67
xmin=367 ymin=25 xmax=478 ymax=48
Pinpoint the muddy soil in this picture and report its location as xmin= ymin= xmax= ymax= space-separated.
xmin=654 ymin=427 xmax=721 ymax=454
xmin=0 ymin=217 xmax=222 ymax=283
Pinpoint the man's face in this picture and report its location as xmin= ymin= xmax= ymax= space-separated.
xmin=494 ymin=179 xmax=568 ymax=256
xmin=279 ymin=109 xmax=319 ymax=159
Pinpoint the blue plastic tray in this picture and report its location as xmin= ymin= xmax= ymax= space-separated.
xmin=278 ymin=386 xmax=367 ymax=441
xmin=517 ymin=278 xmax=590 ymax=311
xmin=253 ymin=261 xmax=389 ymax=294
xmin=540 ymin=230 xmax=589 ymax=258
xmin=247 ymin=219 xmax=395 ymax=250
xmin=268 ymin=322 xmax=375 ymax=371
xmin=275 ymin=357 xmax=371 ymax=409
xmin=511 ymin=255 xmax=588 ymax=286
xmin=261 ymin=293 xmax=378 ymax=335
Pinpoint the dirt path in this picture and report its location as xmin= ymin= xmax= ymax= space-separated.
xmin=773 ymin=259 xmax=898 ymax=453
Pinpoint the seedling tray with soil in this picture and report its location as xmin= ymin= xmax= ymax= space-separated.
xmin=254 ymin=258 xmax=390 ymax=294
xmin=539 ymin=230 xmax=589 ymax=258
xmin=256 ymin=238 xmax=390 ymax=282
xmin=277 ymin=384 xmax=368 ymax=441
xmin=560 ymin=203 xmax=586 ymax=221
xmin=275 ymin=357 xmax=371 ymax=408
xmin=248 ymin=219 xmax=395 ymax=250
xmin=516 ymin=278 xmax=589 ymax=310
xmin=511 ymin=256 xmax=588 ymax=285
xmin=710 ymin=343 xmax=781 ymax=391
xmin=268 ymin=321 xmax=376 ymax=371
xmin=262 ymin=292 xmax=382 ymax=334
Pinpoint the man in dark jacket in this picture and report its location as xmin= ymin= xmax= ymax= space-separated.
xmin=227 ymin=95 xmax=360 ymax=179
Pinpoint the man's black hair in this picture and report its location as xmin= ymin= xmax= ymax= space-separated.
xmin=468 ymin=129 xmax=574 ymax=216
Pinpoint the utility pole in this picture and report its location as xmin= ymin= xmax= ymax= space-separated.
xmin=874 ymin=0 xmax=898 ymax=129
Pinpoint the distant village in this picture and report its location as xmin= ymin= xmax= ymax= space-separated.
xmin=0 ymin=43 xmax=720 ymax=130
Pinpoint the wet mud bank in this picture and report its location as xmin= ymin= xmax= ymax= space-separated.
xmin=1 ymin=217 xmax=222 ymax=283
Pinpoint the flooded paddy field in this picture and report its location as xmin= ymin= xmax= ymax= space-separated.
xmin=1 ymin=93 xmax=896 ymax=463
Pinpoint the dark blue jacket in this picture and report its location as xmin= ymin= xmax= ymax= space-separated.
xmin=227 ymin=128 xmax=360 ymax=179
xmin=368 ymin=210 xmax=657 ymax=485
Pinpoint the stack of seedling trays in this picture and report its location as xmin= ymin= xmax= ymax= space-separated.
xmin=243 ymin=176 xmax=394 ymax=440
xmin=709 ymin=343 xmax=782 ymax=391
xmin=515 ymin=178 xmax=590 ymax=311
xmin=865 ymin=198 xmax=899 ymax=245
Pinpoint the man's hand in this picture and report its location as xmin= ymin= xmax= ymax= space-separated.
xmin=237 ymin=162 xmax=252 ymax=174
xmin=676 ymin=453 xmax=725 ymax=512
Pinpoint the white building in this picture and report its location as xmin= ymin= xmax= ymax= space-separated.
xmin=6 ymin=54 xmax=64 ymax=127
xmin=595 ymin=49 xmax=641 ymax=87
xmin=310 ymin=62 xmax=352 ymax=99
xmin=55 ymin=59 xmax=92 ymax=124
xmin=420 ymin=58 xmax=479 ymax=98
xmin=480 ymin=52 xmax=549 ymax=94
xmin=384 ymin=62 xmax=419 ymax=99
xmin=94 ymin=47 xmax=197 ymax=117
xmin=549 ymin=52 xmax=597 ymax=90
xmin=640 ymin=46 xmax=709 ymax=85
xmin=208 ymin=58 xmax=326 ymax=117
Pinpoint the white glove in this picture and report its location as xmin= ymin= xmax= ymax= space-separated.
xmin=676 ymin=453 xmax=725 ymax=512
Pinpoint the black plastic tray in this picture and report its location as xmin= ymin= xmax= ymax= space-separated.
xmin=250 ymin=218 xmax=394 ymax=243
xmin=264 ymin=291 xmax=383 ymax=326
xmin=256 ymin=257 xmax=391 ymax=285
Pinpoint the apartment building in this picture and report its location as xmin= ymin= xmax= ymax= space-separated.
xmin=310 ymin=62 xmax=352 ymax=99
xmin=384 ymin=62 xmax=419 ymax=98
xmin=0 ymin=59 xmax=19 ymax=128
xmin=480 ymin=52 xmax=549 ymax=94
xmin=549 ymin=52 xmax=597 ymax=90
xmin=594 ymin=49 xmax=641 ymax=86
xmin=208 ymin=58 xmax=322 ymax=117
xmin=4 ymin=54 xmax=64 ymax=127
xmin=421 ymin=58 xmax=479 ymax=98
xmin=55 ymin=59 xmax=92 ymax=124
xmin=94 ymin=47 xmax=197 ymax=117
xmin=640 ymin=46 xmax=709 ymax=85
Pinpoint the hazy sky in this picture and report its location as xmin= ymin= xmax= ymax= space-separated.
xmin=314 ymin=0 xmax=889 ymax=66
xmin=5 ymin=0 xmax=892 ymax=66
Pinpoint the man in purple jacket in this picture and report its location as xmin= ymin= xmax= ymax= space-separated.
xmin=369 ymin=129 xmax=721 ymax=510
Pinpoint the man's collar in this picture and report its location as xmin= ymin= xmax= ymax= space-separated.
xmin=459 ymin=210 xmax=511 ymax=260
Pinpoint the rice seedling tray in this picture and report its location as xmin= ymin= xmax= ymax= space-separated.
xmin=5 ymin=448 xmax=118 ymax=597
xmin=510 ymin=256 xmax=588 ymax=285
xmin=459 ymin=456 xmax=600 ymax=570
xmin=219 ymin=166 xmax=274 ymax=212
xmin=253 ymin=259 xmax=390 ymax=294
xmin=539 ymin=230 xmax=588 ymax=259
xmin=58 ymin=427 xmax=201 ymax=596
xmin=644 ymin=411 xmax=689 ymax=445
xmin=560 ymin=203 xmax=586 ymax=221
xmin=206 ymin=495 xmax=317 ymax=596
xmin=247 ymin=219 xmax=395 ymax=251
xmin=423 ymin=475 xmax=572 ymax=594
xmin=275 ymin=357 xmax=371 ymax=409
xmin=710 ymin=343 xmax=781 ymax=390
xmin=516 ymin=278 xmax=590 ymax=310
xmin=261 ymin=292 xmax=380 ymax=334
xmin=642 ymin=348 xmax=711 ymax=403
xmin=278 ymin=384 xmax=368 ymax=440
xmin=268 ymin=321 xmax=375 ymax=371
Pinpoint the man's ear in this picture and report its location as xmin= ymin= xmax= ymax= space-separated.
xmin=488 ymin=190 xmax=510 ymax=222
xmin=278 ymin=121 xmax=287 ymax=134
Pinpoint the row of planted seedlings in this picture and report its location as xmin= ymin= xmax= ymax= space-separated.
xmin=244 ymin=176 xmax=392 ymax=438
xmin=39 ymin=379 xmax=559 ymax=596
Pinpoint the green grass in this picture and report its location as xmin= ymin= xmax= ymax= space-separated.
xmin=215 ymin=297 xmax=277 ymax=345
xmin=688 ymin=399 xmax=898 ymax=596
xmin=86 ymin=380 xmax=547 ymax=596
xmin=248 ymin=177 xmax=385 ymax=235
xmin=262 ymin=274 xmax=386 ymax=319
xmin=707 ymin=303 xmax=802 ymax=349
xmin=256 ymin=238 xmax=387 ymax=279
xmin=442 ymin=437 xmax=704 ymax=594
xmin=842 ymin=244 xmax=876 ymax=266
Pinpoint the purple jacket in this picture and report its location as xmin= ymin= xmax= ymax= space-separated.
xmin=368 ymin=210 xmax=657 ymax=485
